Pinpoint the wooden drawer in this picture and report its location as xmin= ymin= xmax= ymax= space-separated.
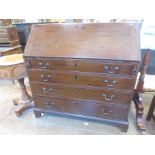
xmin=28 ymin=59 xmax=139 ymax=76
xmin=28 ymin=70 xmax=136 ymax=90
xmin=31 ymin=82 xmax=133 ymax=106
xmin=34 ymin=96 xmax=129 ymax=121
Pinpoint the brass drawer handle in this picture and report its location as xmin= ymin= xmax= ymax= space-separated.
xmin=101 ymin=108 xmax=112 ymax=115
xmin=38 ymin=62 xmax=50 ymax=69
xmin=103 ymin=80 xmax=116 ymax=87
xmin=104 ymin=65 xmax=119 ymax=74
xmin=43 ymin=87 xmax=53 ymax=93
xmin=45 ymin=101 xmax=55 ymax=106
xmin=102 ymin=93 xmax=115 ymax=101
xmin=41 ymin=74 xmax=51 ymax=82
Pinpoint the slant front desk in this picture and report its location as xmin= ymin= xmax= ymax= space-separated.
xmin=24 ymin=23 xmax=141 ymax=132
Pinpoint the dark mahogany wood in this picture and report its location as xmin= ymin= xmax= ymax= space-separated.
xmin=30 ymin=82 xmax=133 ymax=106
xmin=34 ymin=96 xmax=129 ymax=121
xmin=29 ymin=59 xmax=139 ymax=76
xmin=24 ymin=23 xmax=142 ymax=132
xmin=28 ymin=70 xmax=136 ymax=90
xmin=24 ymin=23 xmax=141 ymax=61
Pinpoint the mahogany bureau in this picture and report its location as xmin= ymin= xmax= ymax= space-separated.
xmin=24 ymin=23 xmax=141 ymax=132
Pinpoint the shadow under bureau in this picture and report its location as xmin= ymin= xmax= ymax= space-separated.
xmin=24 ymin=23 xmax=141 ymax=132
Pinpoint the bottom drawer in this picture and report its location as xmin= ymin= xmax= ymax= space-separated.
xmin=34 ymin=96 xmax=129 ymax=121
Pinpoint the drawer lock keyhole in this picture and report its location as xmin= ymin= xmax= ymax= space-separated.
xmin=38 ymin=62 xmax=50 ymax=69
xmin=43 ymin=87 xmax=53 ymax=93
xmin=45 ymin=101 xmax=55 ymax=106
xmin=104 ymin=65 xmax=119 ymax=74
xmin=101 ymin=108 xmax=112 ymax=115
xmin=41 ymin=74 xmax=51 ymax=82
xmin=103 ymin=80 xmax=116 ymax=87
xmin=102 ymin=93 xmax=115 ymax=101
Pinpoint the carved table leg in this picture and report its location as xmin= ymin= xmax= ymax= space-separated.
xmin=146 ymin=95 xmax=155 ymax=121
xmin=133 ymin=90 xmax=146 ymax=131
xmin=13 ymin=78 xmax=34 ymax=116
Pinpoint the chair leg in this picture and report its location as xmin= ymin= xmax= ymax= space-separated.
xmin=133 ymin=90 xmax=146 ymax=131
xmin=146 ymin=95 xmax=155 ymax=121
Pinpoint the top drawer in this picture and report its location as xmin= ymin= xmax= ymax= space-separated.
xmin=28 ymin=59 xmax=139 ymax=76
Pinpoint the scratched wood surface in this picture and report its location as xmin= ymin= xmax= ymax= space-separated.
xmin=24 ymin=23 xmax=141 ymax=61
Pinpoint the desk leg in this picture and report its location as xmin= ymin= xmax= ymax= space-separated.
xmin=133 ymin=90 xmax=146 ymax=132
xmin=13 ymin=78 xmax=34 ymax=116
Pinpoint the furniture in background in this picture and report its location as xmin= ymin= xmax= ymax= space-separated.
xmin=12 ymin=19 xmax=72 ymax=48
xmin=14 ymin=22 xmax=64 ymax=48
xmin=0 ymin=53 xmax=33 ymax=116
xmin=136 ymin=49 xmax=155 ymax=93
xmin=13 ymin=23 xmax=31 ymax=48
xmin=146 ymin=95 xmax=155 ymax=121
xmin=24 ymin=23 xmax=143 ymax=132
xmin=136 ymin=49 xmax=155 ymax=128
xmin=0 ymin=19 xmax=12 ymax=26
xmin=0 ymin=45 xmax=22 ymax=57
xmin=0 ymin=19 xmax=22 ymax=56
xmin=0 ymin=19 xmax=20 ymax=47
xmin=12 ymin=19 xmax=92 ymax=48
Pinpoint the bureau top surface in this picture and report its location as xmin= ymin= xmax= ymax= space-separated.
xmin=24 ymin=23 xmax=141 ymax=61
